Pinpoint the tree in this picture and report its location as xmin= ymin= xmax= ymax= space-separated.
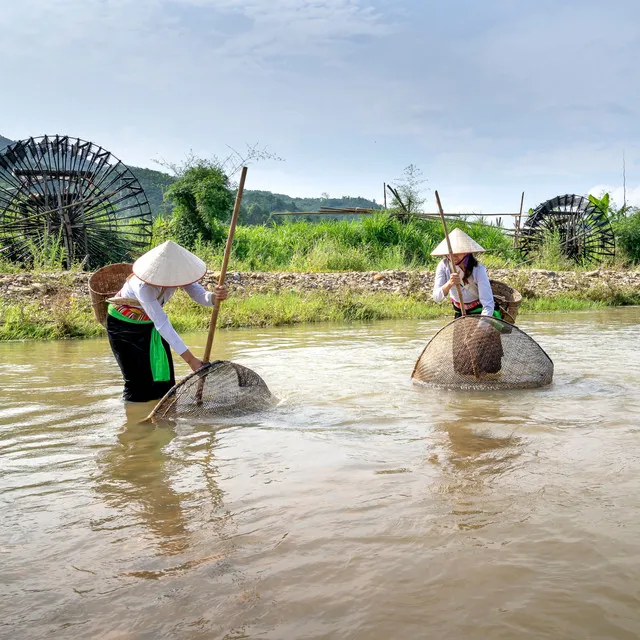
xmin=389 ymin=164 xmax=428 ymax=217
xmin=154 ymin=144 xmax=283 ymax=242
xmin=164 ymin=159 xmax=234 ymax=248
xmin=153 ymin=143 xmax=283 ymax=182
xmin=242 ymin=202 xmax=268 ymax=225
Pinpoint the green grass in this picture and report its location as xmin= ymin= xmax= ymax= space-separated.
xmin=0 ymin=295 xmax=103 ymax=341
xmin=153 ymin=213 xmax=517 ymax=272
xmin=1 ymin=286 xmax=638 ymax=341
xmin=520 ymin=297 xmax=609 ymax=313
xmin=5 ymin=212 xmax=633 ymax=276
xmin=0 ymin=230 xmax=86 ymax=274
xmin=166 ymin=290 xmax=447 ymax=331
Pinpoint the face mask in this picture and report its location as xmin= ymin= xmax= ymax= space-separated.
xmin=455 ymin=254 xmax=470 ymax=269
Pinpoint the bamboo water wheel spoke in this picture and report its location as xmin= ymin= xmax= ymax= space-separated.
xmin=518 ymin=194 xmax=615 ymax=265
xmin=0 ymin=135 xmax=152 ymax=269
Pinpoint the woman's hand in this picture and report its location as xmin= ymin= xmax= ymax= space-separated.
xmin=442 ymin=273 xmax=461 ymax=295
xmin=181 ymin=349 xmax=203 ymax=372
xmin=213 ymin=284 xmax=229 ymax=302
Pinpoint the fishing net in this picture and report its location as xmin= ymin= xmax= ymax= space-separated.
xmin=412 ymin=315 xmax=553 ymax=390
xmin=147 ymin=360 xmax=273 ymax=421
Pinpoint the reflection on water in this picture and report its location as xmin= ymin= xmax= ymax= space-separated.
xmin=94 ymin=404 xmax=193 ymax=556
xmin=427 ymin=398 xmax=525 ymax=534
xmin=438 ymin=399 xmax=522 ymax=471
xmin=2 ymin=308 xmax=640 ymax=638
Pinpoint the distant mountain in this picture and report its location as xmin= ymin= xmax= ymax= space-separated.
xmin=128 ymin=165 xmax=176 ymax=217
xmin=240 ymin=190 xmax=382 ymax=224
xmin=0 ymin=135 xmax=380 ymax=223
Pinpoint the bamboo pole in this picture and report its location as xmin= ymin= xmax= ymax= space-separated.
xmin=513 ymin=191 xmax=525 ymax=248
xmin=435 ymin=190 xmax=465 ymax=317
xmin=271 ymin=210 xmax=523 ymax=217
xmin=202 ymin=166 xmax=247 ymax=363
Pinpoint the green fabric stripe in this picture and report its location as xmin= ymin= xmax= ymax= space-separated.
xmin=107 ymin=304 xmax=153 ymax=324
xmin=149 ymin=328 xmax=171 ymax=382
xmin=466 ymin=306 xmax=502 ymax=319
xmin=107 ymin=304 xmax=171 ymax=382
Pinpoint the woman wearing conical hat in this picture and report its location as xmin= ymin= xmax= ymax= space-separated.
xmin=106 ymin=241 xmax=228 ymax=402
xmin=431 ymin=228 xmax=501 ymax=319
xmin=432 ymin=228 xmax=503 ymax=375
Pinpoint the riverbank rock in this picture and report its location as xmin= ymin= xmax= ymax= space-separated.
xmin=1 ymin=268 xmax=639 ymax=308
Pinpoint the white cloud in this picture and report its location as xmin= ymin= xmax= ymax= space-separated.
xmin=2 ymin=0 xmax=640 ymax=208
xmin=180 ymin=0 xmax=386 ymax=34
xmin=183 ymin=0 xmax=391 ymax=67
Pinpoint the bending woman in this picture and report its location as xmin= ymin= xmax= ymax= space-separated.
xmin=106 ymin=240 xmax=228 ymax=402
xmin=431 ymin=228 xmax=500 ymax=319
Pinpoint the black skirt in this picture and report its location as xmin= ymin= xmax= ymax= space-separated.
xmin=107 ymin=314 xmax=176 ymax=402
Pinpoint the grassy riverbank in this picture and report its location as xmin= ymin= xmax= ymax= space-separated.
xmin=1 ymin=287 xmax=638 ymax=342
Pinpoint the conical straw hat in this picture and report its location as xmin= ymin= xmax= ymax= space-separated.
xmin=430 ymin=228 xmax=486 ymax=256
xmin=133 ymin=240 xmax=207 ymax=287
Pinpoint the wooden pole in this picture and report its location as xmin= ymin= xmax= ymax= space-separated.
xmin=188 ymin=166 xmax=248 ymax=409
xmin=514 ymin=191 xmax=524 ymax=248
xmin=202 ymin=166 xmax=247 ymax=363
xmin=434 ymin=190 xmax=465 ymax=317
xmin=383 ymin=182 xmax=387 ymax=209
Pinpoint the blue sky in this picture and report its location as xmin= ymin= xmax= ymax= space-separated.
xmin=1 ymin=0 xmax=639 ymax=213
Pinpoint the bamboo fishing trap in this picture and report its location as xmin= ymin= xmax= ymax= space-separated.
xmin=144 ymin=360 xmax=272 ymax=421
xmin=411 ymin=314 xmax=554 ymax=390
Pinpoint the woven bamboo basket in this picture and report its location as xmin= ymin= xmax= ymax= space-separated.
xmin=88 ymin=263 xmax=133 ymax=326
xmin=490 ymin=280 xmax=522 ymax=324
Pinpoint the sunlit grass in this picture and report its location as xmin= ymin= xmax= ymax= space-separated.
xmin=0 ymin=295 xmax=102 ymax=341
xmin=152 ymin=214 xmax=517 ymax=272
xmin=2 ymin=286 xmax=638 ymax=342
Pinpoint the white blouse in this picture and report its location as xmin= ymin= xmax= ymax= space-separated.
xmin=432 ymin=259 xmax=494 ymax=316
xmin=118 ymin=275 xmax=214 ymax=355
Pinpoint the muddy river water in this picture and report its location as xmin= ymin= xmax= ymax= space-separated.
xmin=1 ymin=309 xmax=640 ymax=639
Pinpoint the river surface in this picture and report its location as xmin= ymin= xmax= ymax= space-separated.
xmin=1 ymin=309 xmax=640 ymax=639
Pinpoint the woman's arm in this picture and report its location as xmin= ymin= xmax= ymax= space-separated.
xmin=183 ymin=282 xmax=229 ymax=306
xmin=135 ymin=283 xmax=188 ymax=355
xmin=432 ymin=260 xmax=448 ymax=302
xmin=130 ymin=280 xmax=205 ymax=371
xmin=178 ymin=282 xmax=229 ymax=371
xmin=475 ymin=264 xmax=495 ymax=316
xmin=433 ymin=260 xmax=460 ymax=302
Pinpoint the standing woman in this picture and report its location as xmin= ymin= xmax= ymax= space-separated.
xmin=106 ymin=240 xmax=228 ymax=402
xmin=431 ymin=228 xmax=501 ymax=319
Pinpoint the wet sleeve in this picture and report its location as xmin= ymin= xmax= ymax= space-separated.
xmin=134 ymin=282 xmax=188 ymax=355
xmin=476 ymin=265 xmax=495 ymax=316
xmin=182 ymin=282 xmax=214 ymax=307
xmin=433 ymin=260 xmax=449 ymax=303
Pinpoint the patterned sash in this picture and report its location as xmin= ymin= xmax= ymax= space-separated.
xmin=111 ymin=303 xmax=151 ymax=322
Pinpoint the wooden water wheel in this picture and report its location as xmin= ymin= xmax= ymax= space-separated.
xmin=518 ymin=194 xmax=615 ymax=265
xmin=0 ymin=135 xmax=152 ymax=269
